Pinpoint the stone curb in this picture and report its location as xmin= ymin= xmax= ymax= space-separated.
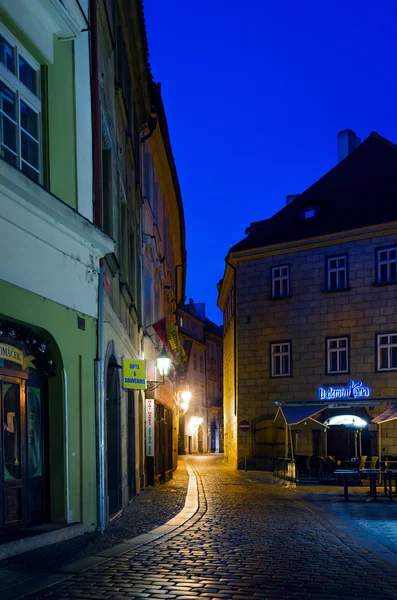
xmin=2 ymin=459 xmax=199 ymax=600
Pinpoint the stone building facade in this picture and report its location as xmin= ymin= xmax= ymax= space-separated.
xmin=218 ymin=131 xmax=397 ymax=469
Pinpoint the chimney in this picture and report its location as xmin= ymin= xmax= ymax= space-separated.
xmin=286 ymin=194 xmax=298 ymax=205
xmin=337 ymin=129 xmax=361 ymax=163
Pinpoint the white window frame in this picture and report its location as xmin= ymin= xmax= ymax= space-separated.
xmin=271 ymin=265 xmax=290 ymax=298
xmin=271 ymin=342 xmax=291 ymax=377
xmin=327 ymin=337 xmax=349 ymax=374
xmin=0 ymin=23 xmax=41 ymax=183
xmin=377 ymin=333 xmax=397 ymax=371
xmin=327 ymin=255 xmax=347 ymax=291
xmin=377 ymin=247 xmax=397 ymax=284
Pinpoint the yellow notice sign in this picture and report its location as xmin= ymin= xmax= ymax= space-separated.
xmin=123 ymin=358 xmax=147 ymax=390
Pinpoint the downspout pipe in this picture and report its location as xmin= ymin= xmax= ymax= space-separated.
xmin=225 ymin=259 xmax=237 ymax=416
xmin=89 ymin=0 xmax=102 ymax=229
xmin=95 ymin=262 xmax=106 ymax=533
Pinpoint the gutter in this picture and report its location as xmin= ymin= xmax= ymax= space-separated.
xmin=89 ymin=0 xmax=103 ymax=229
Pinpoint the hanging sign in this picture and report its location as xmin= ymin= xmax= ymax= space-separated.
xmin=123 ymin=358 xmax=146 ymax=390
xmin=318 ymin=380 xmax=370 ymax=401
xmin=146 ymin=398 xmax=155 ymax=457
xmin=0 ymin=343 xmax=35 ymax=369
xmin=167 ymin=326 xmax=186 ymax=363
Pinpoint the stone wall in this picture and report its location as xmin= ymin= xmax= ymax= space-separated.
xmin=235 ymin=232 xmax=397 ymax=465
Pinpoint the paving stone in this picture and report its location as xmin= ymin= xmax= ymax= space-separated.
xmin=6 ymin=456 xmax=397 ymax=600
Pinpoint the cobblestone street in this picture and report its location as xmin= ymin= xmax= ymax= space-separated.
xmin=5 ymin=455 xmax=397 ymax=600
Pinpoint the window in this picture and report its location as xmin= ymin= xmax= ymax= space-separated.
xmin=200 ymin=356 xmax=204 ymax=373
xmin=270 ymin=342 xmax=291 ymax=377
xmin=179 ymin=316 xmax=183 ymax=328
xmin=0 ymin=26 xmax=41 ymax=182
xmin=327 ymin=255 xmax=348 ymax=291
xmin=377 ymin=333 xmax=397 ymax=371
xmin=303 ymin=207 xmax=317 ymax=219
xmin=271 ymin=265 xmax=290 ymax=298
xmin=327 ymin=337 xmax=349 ymax=374
xmin=377 ymin=247 xmax=397 ymax=284
xmin=193 ymin=353 xmax=197 ymax=371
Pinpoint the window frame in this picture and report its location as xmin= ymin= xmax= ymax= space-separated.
xmin=376 ymin=332 xmax=397 ymax=372
xmin=271 ymin=264 xmax=290 ymax=299
xmin=376 ymin=245 xmax=397 ymax=285
xmin=270 ymin=340 xmax=292 ymax=378
xmin=325 ymin=253 xmax=349 ymax=292
xmin=0 ymin=23 xmax=42 ymax=183
xmin=326 ymin=335 xmax=350 ymax=375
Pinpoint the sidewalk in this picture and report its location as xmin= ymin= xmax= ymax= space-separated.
xmin=0 ymin=460 xmax=189 ymax=595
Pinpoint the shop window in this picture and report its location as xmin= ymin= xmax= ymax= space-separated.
xmin=326 ymin=255 xmax=348 ymax=291
xmin=270 ymin=341 xmax=291 ymax=377
xmin=377 ymin=333 xmax=397 ymax=371
xmin=271 ymin=265 xmax=290 ymax=299
xmin=0 ymin=26 xmax=41 ymax=183
xmin=327 ymin=336 xmax=349 ymax=374
xmin=377 ymin=247 xmax=397 ymax=284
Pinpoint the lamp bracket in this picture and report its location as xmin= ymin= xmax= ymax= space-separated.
xmin=147 ymin=380 xmax=164 ymax=391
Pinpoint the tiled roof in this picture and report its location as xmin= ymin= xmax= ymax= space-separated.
xmin=230 ymin=132 xmax=397 ymax=254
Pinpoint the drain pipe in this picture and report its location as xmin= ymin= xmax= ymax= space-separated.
xmin=95 ymin=262 xmax=106 ymax=533
xmin=89 ymin=0 xmax=102 ymax=229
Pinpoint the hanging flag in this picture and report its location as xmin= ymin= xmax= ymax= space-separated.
xmin=152 ymin=318 xmax=167 ymax=346
xmin=167 ymin=326 xmax=186 ymax=364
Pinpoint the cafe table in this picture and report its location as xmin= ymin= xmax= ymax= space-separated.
xmin=385 ymin=469 xmax=397 ymax=501
xmin=334 ymin=469 xmax=357 ymax=501
xmin=360 ymin=468 xmax=384 ymax=502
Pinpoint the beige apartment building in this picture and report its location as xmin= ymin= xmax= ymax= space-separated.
xmin=218 ymin=131 xmax=397 ymax=470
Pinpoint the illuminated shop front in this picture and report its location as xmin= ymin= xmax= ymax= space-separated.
xmin=0 ymin=318 xmax=56 ymax=534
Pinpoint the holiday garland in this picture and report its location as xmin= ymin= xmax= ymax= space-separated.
xmin=0 ymin=318 xmax=56 ymax=376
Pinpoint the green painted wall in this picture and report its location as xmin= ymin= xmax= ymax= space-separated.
xmin=0 ymin=280 xmax=97 ymax=531
xmin=47 ymin=38 xmax=78 ymax=210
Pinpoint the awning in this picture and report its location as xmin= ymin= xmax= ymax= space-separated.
xmin=275 ymin=405 xmax=326 ymax=426
xmin=372 ymin=404 xmax=397 ymax=424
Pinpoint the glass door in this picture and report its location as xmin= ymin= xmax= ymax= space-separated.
xmin=1 ymin=378 xmax=25 ymax=529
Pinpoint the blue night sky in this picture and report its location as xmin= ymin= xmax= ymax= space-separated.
xmin=144 ymin=0 xmax=397 ymax=324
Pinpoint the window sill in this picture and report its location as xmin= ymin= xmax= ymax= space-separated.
xmin=270 ymin=374 xmax=292 ymax=379
xmin=322 ymin=287 xmax=351 ymax=294
xmin=373 ymin=281 xmax=397 ymax=288
xmin=325 ymin=371 xmax=350 ymax=376
xmin=269 ymin=295 xmax=292 ymax=301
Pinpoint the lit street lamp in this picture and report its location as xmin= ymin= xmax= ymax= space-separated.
xmin=156 ymin=346 xmax=172 ymax=377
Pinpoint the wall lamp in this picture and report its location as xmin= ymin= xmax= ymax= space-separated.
xmin=176 ymin=387 xmax=192 ymax=414
xmin=147 ymin=346 xmax=172 ymax=391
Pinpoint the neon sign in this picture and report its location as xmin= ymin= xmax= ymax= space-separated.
xmin=324 ymin=415 xmax=367 ymax=428
xmin=318 ymin=380 xmax=370 ymax=401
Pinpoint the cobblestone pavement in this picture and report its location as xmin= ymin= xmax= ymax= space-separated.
xmin=0 ymin=461 xmax=188 ymax=593
xmin=16 ymin=455 xmax=397 ymax=600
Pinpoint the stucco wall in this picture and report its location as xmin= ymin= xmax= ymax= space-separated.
xmin=0 ymin=279 xmax=97 ymax=530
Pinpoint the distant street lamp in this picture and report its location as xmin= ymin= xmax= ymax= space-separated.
xmin=177 ymin=387 xmax=192 ymax=414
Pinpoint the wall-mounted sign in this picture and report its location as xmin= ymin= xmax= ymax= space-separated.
xmin=0 ymin=343 xmax=35 ymax=369
xmin=146 ymin=398 xmax=154 ymax=457
xmin=318 ymin=380 xmax=370 ymax=401
xmin=123 ymin=358 xmax=146 ymax=390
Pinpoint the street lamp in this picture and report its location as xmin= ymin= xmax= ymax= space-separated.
xmin=177 ymin=387 xmax=192 ymax=414
xmin=156 ymin=346 xmax=172 ymax=377
xmin=147 ymin=347 xmax=172 ymax=391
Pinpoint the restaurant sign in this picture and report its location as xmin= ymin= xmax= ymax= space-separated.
xmin=0 ymin=343 xmax=35 ymax=369
xmin=146 ymin=398 xmax=154 ymax=457
xmin=318 ymin=380 xmax=370 ymax=401
xmin=123 ymin=358 xmax=146 ymax=390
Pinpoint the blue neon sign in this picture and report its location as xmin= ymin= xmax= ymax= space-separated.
xmin=318 ymin=380 xmax=371 ymax=401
